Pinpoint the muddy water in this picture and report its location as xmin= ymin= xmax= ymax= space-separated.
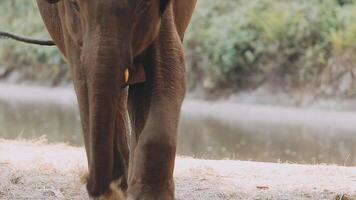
xmin=0 ymin=84 xmax=356 ymax=166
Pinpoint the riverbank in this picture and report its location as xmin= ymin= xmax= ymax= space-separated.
xmin=1 ymin=82 xmax=356 ymax=164
xmin=0 ymin=139 xmax=355 ymax=200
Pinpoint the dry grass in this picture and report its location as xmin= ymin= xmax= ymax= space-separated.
xmin=0 ymin=139 xmax=355 ymax=200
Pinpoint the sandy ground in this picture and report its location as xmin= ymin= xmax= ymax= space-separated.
xmin=0 ymin=139 xmax=355 ymax=200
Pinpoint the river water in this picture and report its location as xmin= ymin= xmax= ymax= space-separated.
xmin=0 ymin=83 xmax=356 ymax=166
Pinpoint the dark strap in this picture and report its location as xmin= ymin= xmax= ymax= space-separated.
xmin=0 ymin=31 xmax=55 ymax=46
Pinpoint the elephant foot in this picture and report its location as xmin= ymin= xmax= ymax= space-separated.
xmin=90 ymin=179 xmax=127 ymax=200
xmin=127 ymin=180 xmax=175 ymax=200
xmin=127 ymin=189 xmax=174 ymax=200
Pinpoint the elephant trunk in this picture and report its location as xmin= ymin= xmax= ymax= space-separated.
xmin=83 ymin=36 xmax=131 ymax=196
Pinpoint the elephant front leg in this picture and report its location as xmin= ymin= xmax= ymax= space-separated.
xmin=111 ymin=93 xmax=130 ymax=196
xmin=89 ymin=92 xmax=130 ymax=200
xmin=127 ymin=66 xmax=186 ymax=200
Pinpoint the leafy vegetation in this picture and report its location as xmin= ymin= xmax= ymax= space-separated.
xmin=185 ymin=0 xmax=356 ymax=98
xmin=0 ymin=1 xmax=67 ymax=85
xmin=2 ymin=0 xmax=356 ymax=97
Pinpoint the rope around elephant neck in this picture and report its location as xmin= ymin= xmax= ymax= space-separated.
xmin=0 ymin=31 xmax=55 ymax=46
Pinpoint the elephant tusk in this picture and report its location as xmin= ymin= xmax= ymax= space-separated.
xmin=124 ymin=68 xmax=129 ymax=83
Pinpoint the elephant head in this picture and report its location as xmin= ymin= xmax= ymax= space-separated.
xmin=40 ymin=0 xmax=171 ymax=83
xmin=36 ymin=0 xmax=172 ymax=197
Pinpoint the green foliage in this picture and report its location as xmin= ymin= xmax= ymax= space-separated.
xmin=2 ymin=0 xmax=356 ymax=97
xmin=0 ymin=0 xmax=67 ymax=85
xmin=185 ymin=0 xmax=356 ymax=96
xmin=336 ymin=0 xmax=356 ymax=6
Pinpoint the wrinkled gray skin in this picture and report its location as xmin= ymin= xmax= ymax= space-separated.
xmin=36 ymin=0 xmax=196 ymax=199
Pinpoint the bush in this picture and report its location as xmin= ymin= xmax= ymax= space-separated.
xmin=0 ymin=1 xmax=67 ymax=85
xmin=2 ymin=0 xmax=356 ymax=98
xmin=185 ymin=0 xmax=356 ymax=97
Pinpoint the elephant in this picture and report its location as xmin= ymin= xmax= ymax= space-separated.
xmin=35 ymin=0 xmax=197 ymax=199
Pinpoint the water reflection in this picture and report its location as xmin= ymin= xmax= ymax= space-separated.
xmin=179 ymin=114 xmax=356 ymax=165
xmin=0 ymin=100 xmax=83 ymax=145
xmin=0 ymin=99 xmax=356 ymax=166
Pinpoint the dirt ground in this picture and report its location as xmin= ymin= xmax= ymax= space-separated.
xmin=0 ymin=139 xmax=355 ymax=200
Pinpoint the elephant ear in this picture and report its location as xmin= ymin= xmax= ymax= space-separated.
xmin=36 ymin=0 xmax=67 ymax=57
xmin=160 ymin=0 xmax=171 ymax=15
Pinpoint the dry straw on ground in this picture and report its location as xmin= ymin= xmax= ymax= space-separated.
xmin=0 ymin=139 xmax=355 ymax=200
